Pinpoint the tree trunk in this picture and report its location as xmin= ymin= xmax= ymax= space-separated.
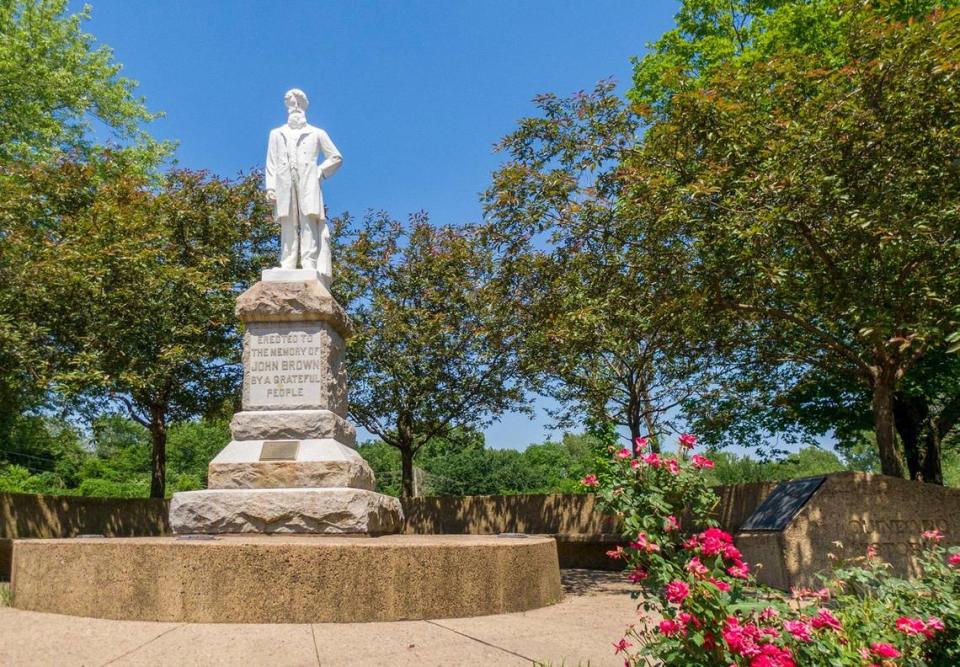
xmin=872 ymin=370 xmax=905 ymax=479
xmin=397 ymin=413 xmax=417 ymax=499
xmin=892 ymin=391 xmax=944 ymax=485
xmin=920 ymin=429 xmax=944 ymax=485
xmin=893 ymin=392 xmax=926 ymax=481
xmin=149 ymin=405 xmax=167 ymax=499
xmin=627 ymin=416 xmax=643 ymax=454
xmin=400 ymin=446 xmax=415 ymax=499
xmin=637 ymin=382 xmax=660 ymax=453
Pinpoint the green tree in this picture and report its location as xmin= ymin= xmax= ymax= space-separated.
xmin=0 ymin=0 xmax=162 ymax=163
xmin=3 ymin=161 xmax=275 ymax=497
xmin=485 ymin=82 xmax=720 ymax=451
xmin=703 ymin=446 xmax=850 ymax=485
xmin=629 ymin=3 xmax=960 ymax=480
xmin=334 ymin=212 xmax=531 ymax=498
xmin=166 ymin=418 xmax=230 ymax=490
xmin=0 ymin=0 xmax=163 ymax=471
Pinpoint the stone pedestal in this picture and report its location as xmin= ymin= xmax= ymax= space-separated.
xmin=169 ymin=276 xmax=403 ymax=535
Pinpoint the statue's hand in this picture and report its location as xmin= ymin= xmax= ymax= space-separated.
xmin=265 ymin=189 xmax=277 ymax=202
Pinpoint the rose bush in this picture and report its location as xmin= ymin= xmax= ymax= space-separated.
xmin=585 ymin=433 xmax=960 ymax=666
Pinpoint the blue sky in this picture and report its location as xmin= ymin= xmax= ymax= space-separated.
xmin=76 ymin=0 xmax=681 ymax=449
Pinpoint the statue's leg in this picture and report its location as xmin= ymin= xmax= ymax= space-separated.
xmin=318 ymin=219 xmax=332 ymax=286
xmin=300 ymin=215 xmax=320 ymax=270
xmin=279 ymin=215 xmax=297 ymax=269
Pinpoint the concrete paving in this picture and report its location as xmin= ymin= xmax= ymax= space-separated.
xmin=0 ymin=570 xmax=643 ymax=666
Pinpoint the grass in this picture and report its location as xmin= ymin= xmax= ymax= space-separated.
xmin=0 ymin=582 xmax=12 ymax=607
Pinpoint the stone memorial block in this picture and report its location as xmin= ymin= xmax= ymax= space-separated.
xmin=740 ymin=476 xmax=826 ymax=532
xmin=169 ymin=277 xmax=401 ymax=535
xmin=736 ymin=472 xmax=960 ymax=589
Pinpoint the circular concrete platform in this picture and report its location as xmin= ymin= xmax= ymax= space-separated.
xmin=11 ymin=534 xmax=562 ymax=623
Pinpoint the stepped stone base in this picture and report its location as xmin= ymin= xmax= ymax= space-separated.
xmin=230 ymin=410 xmax=355 ymax=444
xmin=11 ymin=534 xmax=562 ymax=623
xmin=208 ymin=439 xmax=374 ymax=490
xmin=169 ymin=488 xmax=403 ymax=535
xmin=209 ymin=460 xmax=375 ymax=491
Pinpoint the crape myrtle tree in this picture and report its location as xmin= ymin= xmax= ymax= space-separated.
xmin=484 ymin=83 xmax=723 ymax=452
xmin=626 ymin=2 xmax=960 ymax=479
xmin=333 ymin=212 xmax=531 ymax=498
xmin=3 ymin=159 xmax=275 ymax=497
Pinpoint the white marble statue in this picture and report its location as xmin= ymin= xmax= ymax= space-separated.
xmin=265 ymin=89 xmax=342 ymax=283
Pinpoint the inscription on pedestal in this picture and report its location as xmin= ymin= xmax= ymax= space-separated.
xmin=243 ymin=321 xmax=342 ymax=410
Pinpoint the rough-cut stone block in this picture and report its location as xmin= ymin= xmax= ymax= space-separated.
xmin=230 ymin=410 xmax=355 ymax=445
xmin=207 ymin=439 xmax=375 ymax=490
xmin=241 ymin=321 xmax=347 ymax=414
xmin=235 ymin=280 xmax=352 ymax=337
xmin=208 ymin=461 xmax=375 ymax=491
xmin=169 ymin=488 xmax=403 ymax=535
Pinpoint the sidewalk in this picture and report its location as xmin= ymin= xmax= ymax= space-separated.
xmin=0 ymin=570 xmax=641 ymax=666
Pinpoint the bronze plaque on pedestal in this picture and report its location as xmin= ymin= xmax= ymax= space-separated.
xmin=259 ymin=440 xmax=300 ymax=461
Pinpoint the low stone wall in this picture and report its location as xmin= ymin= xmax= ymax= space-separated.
xmin=401 ymin=483 xmax=777 ymax=569
xmin=1 ymin=483 xmax=777 ymax=577
xmin=0 ymin=492 xmax=169 ymax=580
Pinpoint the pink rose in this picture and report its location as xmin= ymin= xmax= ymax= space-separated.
xmin=949 ymin=552 xmax=960 ymax=566
xmin=727 ymin=560 xmax=750 ymax=579
xmin=896 ymin=616 xmax=926 ymax=636
xmin=582 ymin=474 xmax=598 ymax=487
xmin=606 ymin=546 xmax=624 ymax=560
xmin=629 ymin=532 xmax=660 ymax=553
xmin=612 ymin=638 xmax=632 ymax=654
xmin=759 ymin=607 xmax=779 ymax=622
xmin=641 ymin=452 xmax=661 ymax=468
xmin=633 ymin=436 xmax=648 ymax=453
xmin=722 ymin=543 xmax=743 ymax=561
xmin=921 ymin=529 xmax=944 ymax=542
xmin=696 ymin=528 xmax=733 ymax=557
xmin=678 ymin=433 xmax=697 ymax=449
xmin=664 ymin=515 xmax=680 ymax=532
xmin=685 ymin=556 xmax=709 ymax=578
xmin=870 ymin=642 xmax=901 ymax=659
xmin=784 ymin=620 xmax=813 ymax=643
xmin=658 ymin=618 xmax=686 ymax=637
xmin=691 ymin=454 xmax=715 ymax=469
xmin=722 ymin=617 xmax=762 ymax=657
xmin=750 ymin=644 xmax=795 ymax=667
xmin=810 ymin=609 xmax=842 ymax=632
xmin=664 ymin=580 xmax=690 ymax=605
xmin=665 ymin=458 xmax=680 ymax=475
xmin=627 ymin=567 xmax=648 ymax=583
xmin=616 ymin=448 xmax=631 ymax=459
xmin=924 ymin=616 xmax=945 ymax=637
xmin=710 ymin=577 xmax=731 ymax=592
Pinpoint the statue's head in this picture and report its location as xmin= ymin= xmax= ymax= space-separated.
xmin=284 ymin=89 xmax=309 ymax=114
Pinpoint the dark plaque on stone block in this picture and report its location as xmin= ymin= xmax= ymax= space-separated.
xmin=259 ymin=440 xmax=300 ymax=461
xmin=741 ymin=476 xmax=827 ymax=532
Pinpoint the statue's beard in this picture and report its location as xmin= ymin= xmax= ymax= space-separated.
xmin=288 ymin=111 xmax=307 ymax=129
